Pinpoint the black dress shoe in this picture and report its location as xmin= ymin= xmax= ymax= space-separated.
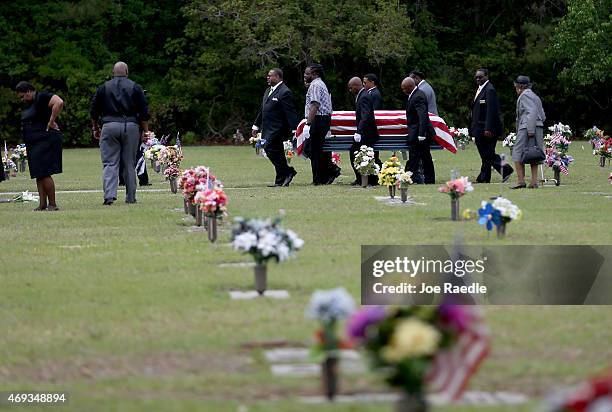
xmin=282 ymin=170 xmax=298 ymax=187
xmin=350 ymin=180 xmax=360 ymax=186
xmin=267 ymin=183 xmax=282 ymax=187
xmin=103 ymin=199 xmax=114 ymax=206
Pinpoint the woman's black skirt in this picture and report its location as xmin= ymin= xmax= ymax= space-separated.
xmin=23 ymin=127 xmax=63 ymax=179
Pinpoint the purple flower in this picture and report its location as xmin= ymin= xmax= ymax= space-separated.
xmin=346 ymin=306 xmax=387 ymax=341
xmin=438 ymin=304 xmax=472 ymax=333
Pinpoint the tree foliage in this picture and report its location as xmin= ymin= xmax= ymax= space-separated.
xmin=0 ymin=0 xmax=610 ymax=146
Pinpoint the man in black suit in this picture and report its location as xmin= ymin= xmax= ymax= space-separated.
xmin=252 ymin=68 xmax=298 ymax=187
xmin=401 ymin=77 xmax=435 ymax=184
xmin=470 ymin=68 xmax=513 ymax=183
xmin=348 ymin=74 xmax=383 ymax=185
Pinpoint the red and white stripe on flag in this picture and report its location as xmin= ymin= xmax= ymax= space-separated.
xmin=426 ymin=307 xmax=491 ymax=401
xmin=294 ymin=110 xmax=457 ymax=155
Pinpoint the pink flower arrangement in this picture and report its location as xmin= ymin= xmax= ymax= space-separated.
xmin=178 ymin=167 xmax=217 ymax=202
xmin=438 ymin=176 xmax=474 ymax=199
xmin=164 ymin=164 xmax=181 ymax=180
xmin=194 ymin=185 xmax=228 ymax=217
xmin=331 ymin=152 xmax=341 ymax=166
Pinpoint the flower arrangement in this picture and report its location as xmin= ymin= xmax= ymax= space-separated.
xmin=144 ymin=144 xmax=165 ymax=162
xmin=449 ymin=127 xmax=470 ymax=150
xmin=353 ymin=145 xmax=379 ymax=176
xmin=10 ymin=144 xmax=27 ymax=162
xmin=283 ymin=140 xmax=295 ymax=163
xmin=12 ymin=191 xmax=39 ymax=203
xmin=347 ymin=305 xmax=471 ymax=399
xmin=231 ymin=216 xmax=304 ymax=265
xmin=609 ymin=172 xmax=612 ymax=184
xmin=438 ymin=177 xmax=473 ymax=199
xmin=502 ymin=132 xmax=516 ymax=151
xmin=544 ymin=129 xmax=574 ymax=176
xmin=158 ymin=145 xmax=183 ymax=167
xmin=331 ymin=152 xmax=341 ymax=166
xmin=378 ymin=155 xmax=402 ymax=187
xmin=593 ymin=136 xmax=612 ymax=159
xmin=306 ymin=288 xmax=356 ymax=354
xmin=547 ymin=122 xmax=572 ymax=139
xmin=249 ymin=133 xmax=262 ymax=147
xmin=397 ymin=171 xmax=413 ymax=188
xmin=194 ymin=184 xmax=228 ymax=218
xmin=163 ymin=164 xmax=181 ymax=180
xmin=178 ymin=166 xmax=216 ymax=202
xmin=478 ymin=197 xmax=521 ymax=236
xmin=545 ymin=372 xmax=612 ymax=412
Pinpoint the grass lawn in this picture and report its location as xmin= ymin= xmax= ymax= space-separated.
xmin=0 ymin=144 xmax=611 ymax=411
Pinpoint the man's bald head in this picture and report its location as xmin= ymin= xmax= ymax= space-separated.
xmin=347 ymin=77 xmax=363 ymax=95
xmin=113 ymin=62 xmax=129 ymax=77
xmin=401 ymin=76 xmax=416 ymax=95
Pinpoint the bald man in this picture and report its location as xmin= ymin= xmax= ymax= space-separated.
xmin=401 ymin=77 xmax=435 ymax=184
xmin=90 ymin=61 xmax=149 ymax=205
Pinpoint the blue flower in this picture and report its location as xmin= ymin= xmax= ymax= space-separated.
xmin=478 ymin=202 xmax=502 ymax=231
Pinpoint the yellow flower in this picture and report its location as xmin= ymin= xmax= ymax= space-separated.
xmin=381 ymin=318 xmax=441 ymax=363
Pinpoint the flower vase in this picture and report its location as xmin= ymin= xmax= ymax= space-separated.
xmin=150 ymin=159 xmax=155 ymax=170
xmin=3 ymin=169 xmax=9 ymax=180
xmin=396 ymin=393 xmax=428 ymax=412
xmin=321 ymin=355 xmax=339 ymax=401
xmin=388 ymin=185 xmax=396 ymax=199
xmin=154 ymin=162 xmax=161 ymax=173
xmin=207 ymin=216 xmax=217 ymax=242
xmin=170 ymin=178 xmax=178 ymax=194
xmin=183 ymin=198 xmax=189 ymax=214
xmin=255 ymin=147 xmax=260 ymax=155
xmin=496 ymin=222 xmax=507 ymax=238
xmin=450 ymin=198 xmax=460 ymax=221
xmin=553 ymin=166 xmax=561 ymax=186
xmin=189 ymin=201 xmax=196 ymax=217
xmin=161 ymin=164 xmax=167 ymax=175
xmin=600 ymin=156 xmax=606 ymax=168
xmin=254 ymin=263 xmax=267 ymax=295
xmin=195 ymin=206 xmax=203 ymax=226
xmin=19 ymin=160 xmax=26 ymax=173
xmin=400 ymin=187 xmax=408 ymax=203
xmin=361 ymin=174 xmax=368 ymax=188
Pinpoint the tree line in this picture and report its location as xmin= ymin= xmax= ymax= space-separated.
xmin=0 ymin=0 xmax=610 ymax=146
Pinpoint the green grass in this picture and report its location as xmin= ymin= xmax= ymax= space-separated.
xmin=0 ymin=145 xmax=611 ymax=411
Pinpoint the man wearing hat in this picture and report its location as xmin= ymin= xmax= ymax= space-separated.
xmin=470 ymin=68 xmax=514 ymax=183
xmin=512 ymin=75 xmax=546 ymax=189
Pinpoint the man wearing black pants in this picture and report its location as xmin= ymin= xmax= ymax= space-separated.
xmin=401 ymin=77 xmax=435 ymax=184
xmin=470 ymin=68 xmax=513 ymax=183
xmin=252 ymin=68 xmax=298 ymax=187
xmin=303 ymin=63 xmax=340 ymax=185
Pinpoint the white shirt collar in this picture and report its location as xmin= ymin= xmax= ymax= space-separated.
xmin=418 ymin=80 xmax=425 ymax=87
xmin=475 ymin=80 xmax=489 ymax=96
xmin=408 ymin=88 xmax=417 ymax=101
xmin=269 ymin=81 xmax=283 ymax=94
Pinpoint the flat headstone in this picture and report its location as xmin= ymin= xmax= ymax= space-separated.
xmin=299 ymin=391 xmax=528 ymax=405
xmin=186 ymin=226 xmax=207 ymax=233
xmin=373 ymin=196 xmax=425 ymax=206
xmin=264 ymin=348 xmax=360 ymax=363
xmin=229 ymin=290 xmax=290 ymax=300
xmin=219 ymin=262 xmax=255 ymax=268
xmin=270 ymin=360 xmax=366 ymax=376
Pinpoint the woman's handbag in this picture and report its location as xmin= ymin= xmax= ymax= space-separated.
xmin=521 ymin=135 xmax=545 ymax=164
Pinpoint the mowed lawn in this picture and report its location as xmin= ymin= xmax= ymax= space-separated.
xmin=0 ymin=144 xmax=611 ymax=412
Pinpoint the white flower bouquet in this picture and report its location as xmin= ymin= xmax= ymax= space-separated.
xmin=353 ymin=145 xmax=379 ymax=176
xmin=231 ymin=216 xmax=304 ymax=265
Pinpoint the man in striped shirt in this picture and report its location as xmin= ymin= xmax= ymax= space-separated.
xmin=303 ymin=63 xmax=341 ymax=185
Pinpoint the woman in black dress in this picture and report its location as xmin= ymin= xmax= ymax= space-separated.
xmin=15 ymin=81 xmax=64 ymax=211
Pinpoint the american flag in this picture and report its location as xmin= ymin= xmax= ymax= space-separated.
xmin=426 ymin=306 xmax=490 ymax=401
xmin=295 ymin=110 xmax=457 ymax=155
